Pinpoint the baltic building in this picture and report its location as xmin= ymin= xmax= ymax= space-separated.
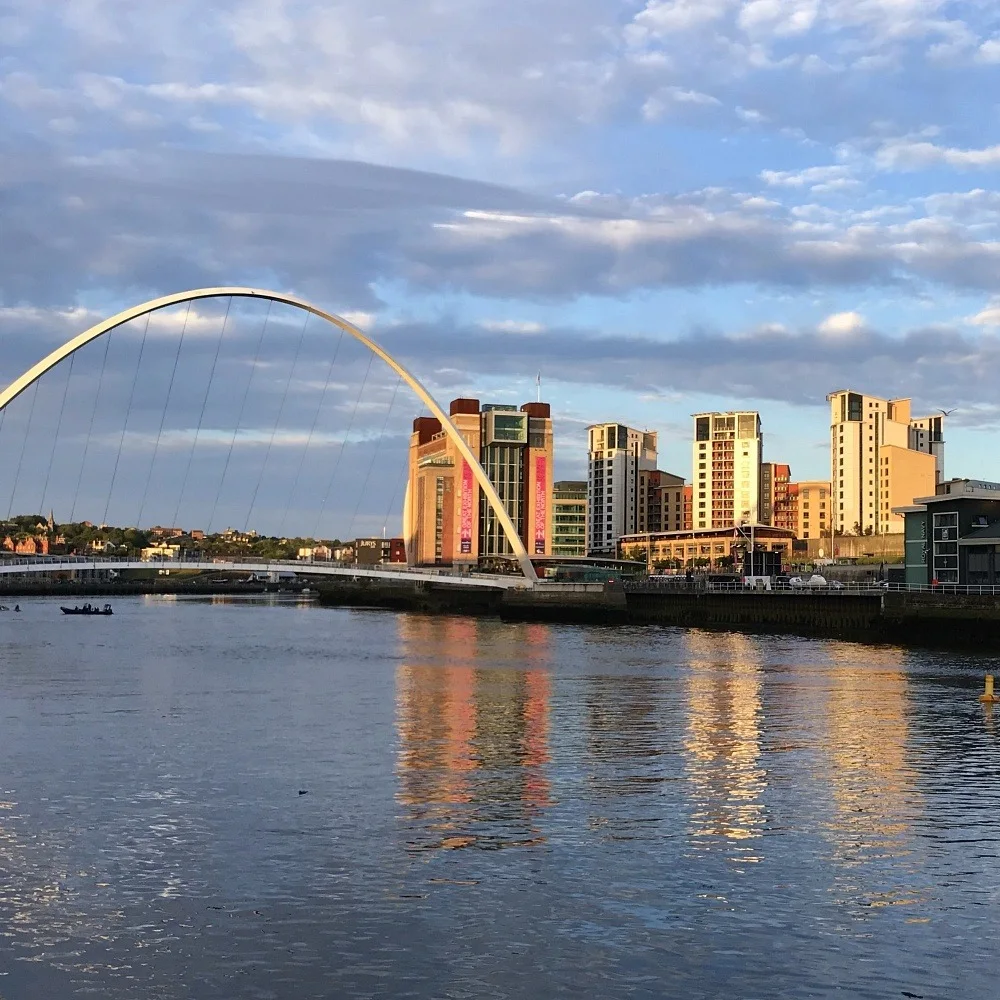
xmin=406 ymin=398 xmax=553 ymax=566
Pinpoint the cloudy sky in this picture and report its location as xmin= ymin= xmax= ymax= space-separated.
xmin=2 ymin=0 xmax=999 ymax=537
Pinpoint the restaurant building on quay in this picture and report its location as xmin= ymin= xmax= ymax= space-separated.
xmin=617 ymin=524 xmax=797 ymax=571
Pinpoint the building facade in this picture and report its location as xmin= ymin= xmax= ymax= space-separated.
xmin=828 ymin=391 xmax=944 ymax=536
xmin=552 ymin=481 xmax=587 ymax=557
xmin=637 ymin=469 xmax=687 ymax=534
xmin=692 ymin=411 xmax=763 ymax=530
xmin=793 ymin=480 xmax=831 ymax=540
xmin=619 ymin=524 xmax=796 ymax=572
xmin=586 ymin=423 xmax=658 ymax=556
xmin=897 ymin=479 xmax=1000 ymax=585
xmin=406 ymin=398 xmax=554 ymax=566
xmin=761 ymin=462 xmax=791 ymax=527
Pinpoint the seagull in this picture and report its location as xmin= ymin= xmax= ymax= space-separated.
xmin=937 ymin=407 xmax=957 ymax=416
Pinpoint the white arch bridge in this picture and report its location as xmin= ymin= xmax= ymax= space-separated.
xmin=0 ymin=287 xmax=541 ymax=585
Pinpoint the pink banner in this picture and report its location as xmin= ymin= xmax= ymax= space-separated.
xmin=460 ymin=461 xmax=474 ymax=554
xmin=534 ymin=455 xmax=546 ymax=554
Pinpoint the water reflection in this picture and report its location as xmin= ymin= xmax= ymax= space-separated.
xmin=818 ymin=644 xmax=927 ymax=917
xmin=395 ymin=616 xmax=551 ymax=851
xmin=682 ymin=631 xmax=767 ymax=857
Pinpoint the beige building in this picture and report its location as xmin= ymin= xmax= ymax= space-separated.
xmin=794 ymin=480 xmax=832 ymax=541
xmin=828 ymin=391 xmax=944 ymax=535
xmin=692 ymin=411 xmax=763 ymax=529
xmin=587 ymin=423 xmax=658 ymax=556
xmin=407 ymin=398 xmax=554 ymax=567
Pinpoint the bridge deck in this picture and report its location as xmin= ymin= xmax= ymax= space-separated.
xmin=0 ymin=559 xmax=531 ymax=589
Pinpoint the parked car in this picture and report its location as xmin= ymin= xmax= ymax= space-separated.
xmin=790 ymin=574 xmax=843 ymax=589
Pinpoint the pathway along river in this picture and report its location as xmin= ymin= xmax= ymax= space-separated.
xmin=1 ymin=595 xmax=998 ymax=999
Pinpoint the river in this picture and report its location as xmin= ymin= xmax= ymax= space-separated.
xmin=1 ymin=595 xmax=998 ymax=999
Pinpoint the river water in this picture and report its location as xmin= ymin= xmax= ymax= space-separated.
xmin=1 ymin=595 xmax=998 ymax=999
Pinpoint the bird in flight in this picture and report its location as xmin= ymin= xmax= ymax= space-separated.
xmin=937 ymin=407 xmax=957 ymax=416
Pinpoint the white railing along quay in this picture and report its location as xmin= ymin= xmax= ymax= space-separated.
xmin=627 ymin=579 xmax=1000 ymax=597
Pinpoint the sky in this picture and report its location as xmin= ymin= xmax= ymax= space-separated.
xmin=2 ymin=0 xmax=1000 ymax=538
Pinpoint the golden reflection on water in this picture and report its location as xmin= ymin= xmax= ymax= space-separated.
xmin=394 ymin=616 xmax=551 ymax=851
xmin=682 ymin=631 xmax=767 ymax=858
xmin=816 ymin=644 xmax=927 ymax=917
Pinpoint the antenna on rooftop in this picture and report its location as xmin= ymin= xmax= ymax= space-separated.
xmin=536 ymin=372 xmax=541 ymax=403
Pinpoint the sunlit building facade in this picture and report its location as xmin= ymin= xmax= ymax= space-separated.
xmin=692 ymin=411 xmax=763 ymax=529
xmin=586 ymin=423 xmax=658 ymax=556
xmin=828 ymin=391 xmax=944 ymax=536
xmin=406 ymin=398 xmax=553 ymax=566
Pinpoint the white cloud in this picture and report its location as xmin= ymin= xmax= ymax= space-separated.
xmin=876 ymin=138 xmax=1000 ymax=171
xmin=760 ymin=164 xmax=855 ymax=188
xmin=978 ymin=37 xmax=1000 ymax=63
xmin=479 ymin=319 xmax=546 ymax=335
xmin=818 ymin=310 xmax=865 ymax=336
xmin=968 ymin=301 xmax=1000 ymax=327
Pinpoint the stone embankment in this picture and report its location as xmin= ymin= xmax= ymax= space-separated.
xmin=315 ymin=579 xmax=1000 ymax=648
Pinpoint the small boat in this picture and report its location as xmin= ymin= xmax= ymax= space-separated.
xmin=60 ymin=603 xmax=114 ymax=616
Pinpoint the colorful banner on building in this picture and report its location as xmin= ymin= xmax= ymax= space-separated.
xmin=460 ymin=461 xmax=474 ymax=554
xmin=534 ymin=455 xmax=547 ymax=554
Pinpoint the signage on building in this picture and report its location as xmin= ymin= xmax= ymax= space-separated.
xmin=460 ymin=461 xmax=474 ymax=554
xmin=534 ymin=455 xmax=547 ymax=554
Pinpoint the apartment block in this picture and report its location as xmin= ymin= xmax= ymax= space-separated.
xmin=692 ymin=411 xmax=763 ymax=529
xmin=828 ymin=391 xmax=944 ymax=535
xmin=761 ymin=462 xmax=790 ymax=527
xmin=586 ymin=423 xmax=658 ymax=556
xmin=793 ymin=480 xmax=831 ymax=540
xmin=638 ymin=469 xmax=687 ymax=534
xmin=552 ymin=481 xmax=587 ymax=557
xmin=406 ymin=398 xmax=553 ymax=565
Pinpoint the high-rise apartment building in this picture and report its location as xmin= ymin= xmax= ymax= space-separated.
xmin=692 ymin=412 xmax=763 ymax=529
xmin=586 ymin=423 xmax=658 ymax=555
xmin=827 ymin=391 xmax=944 ymax=535
xmin=552 ymin=481 xmax=587 ymax=557
xmin=406 ymin=398 xmax=553 ymax=565
xmin=760 ymin=462 xmax=790 ymax=526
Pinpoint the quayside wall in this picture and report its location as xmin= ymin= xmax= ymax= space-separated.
xmin=315 ymin=580 xmax=1000 ymax=648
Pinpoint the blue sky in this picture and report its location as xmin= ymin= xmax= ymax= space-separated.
xmin=2 ymin=1 xmax=1000 ymax=536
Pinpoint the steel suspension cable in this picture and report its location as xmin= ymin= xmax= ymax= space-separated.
xmin=313 ymin=350 xmax=375 ymax=541
xmin=136 ymin=302 xmax=191 ymax=529
xmin=70 ymin=328 xmax=113 ymax=523
xmin=104 ymin=312 xmax=152 ymax=526
xmin=243 ymin=310 xmax=311 ymax=533
xmin=170 ymin=297 xmax=232 ymax=530
xmin=39 ymin=353 xmax=75 ymax=515
xmin=6 ymin=380 xmax=40 ymax=519
xmin=277 ymin=326 xmax=345 ymax=539
xmin=208 ymin=300 xmax=272 ymax=533
xmin=348 ymin=374 xmax=402 ymax=540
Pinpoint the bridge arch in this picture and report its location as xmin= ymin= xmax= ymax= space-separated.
xmin=0 ymin=287 xmax=538 ymax=582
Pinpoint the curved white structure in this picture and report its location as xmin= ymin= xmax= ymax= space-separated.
xmin=0 ymin=287 xmax=538 ymax=582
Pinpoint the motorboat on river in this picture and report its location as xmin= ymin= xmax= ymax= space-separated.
xmin=60 ymin=603 xmax=114 ymax=616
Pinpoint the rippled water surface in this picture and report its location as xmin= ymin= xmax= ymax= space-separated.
xmin=2 ymin=595 xmax=999 ymax=998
